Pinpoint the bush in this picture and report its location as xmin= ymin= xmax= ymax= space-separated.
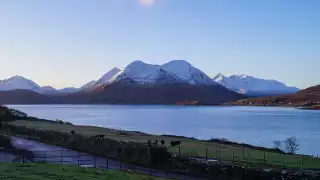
xmin=0 ymin=134 xmax=13 ymax=149
xmin=0 ymin=106 xmax=14 ymax=123
xmin=55 ymin=120 xmax=73 ymax=125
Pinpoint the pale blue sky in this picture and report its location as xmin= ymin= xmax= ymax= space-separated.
xmin=0 ymin=0 xmax=319 ymax=89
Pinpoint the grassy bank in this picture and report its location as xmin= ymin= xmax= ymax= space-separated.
xmin=9 ymin=119 xmax=320 ymax=169
xmin=0 ymin=163 xmax=166 ymax=180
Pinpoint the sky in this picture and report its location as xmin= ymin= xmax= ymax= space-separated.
xmin=0 ymin=0 xmax=319 ymax=89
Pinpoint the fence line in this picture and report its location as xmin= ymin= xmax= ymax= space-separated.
xmin=2 ymin=146 xmax=320 ymax=179
xmin=168 ymin=146 xmax=320 ymax=171
xmin=3 ymin=149 xmax=194 ymax=180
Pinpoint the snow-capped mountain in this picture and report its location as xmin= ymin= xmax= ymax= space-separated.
xmin=0 ymin=76 xmax=41 ymax=91
xmin=0 ymin=61 xmax=302 ymax=99
xmin=213 ymin=73 xmax=300 ymax=96
xmin=0 ymin=76 xmax=80 ymax=94
xmin=115 ymin=60 xmax=217 ymax=86
xmin=94 ymin=67 xmax=122 ymax=86
xmin=79 ymin=68 xmax=122 ymax=91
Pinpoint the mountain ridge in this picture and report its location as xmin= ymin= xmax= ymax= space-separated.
xmin=213 ymin=73 xmax=299 ymax=96
xmin=0 ymin=60 xmax=302 ymax=102
xmin=232 ymin=85 xmax=320 ymax=107
xmin=115 ymin=60 xmax=217 ymax=86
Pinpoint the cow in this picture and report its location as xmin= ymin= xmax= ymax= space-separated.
xmin=170 ymin=140 xmax=181 ymax=147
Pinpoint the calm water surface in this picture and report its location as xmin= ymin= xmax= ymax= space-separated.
xmin=8 ymin=105 xmax=320 ymax=155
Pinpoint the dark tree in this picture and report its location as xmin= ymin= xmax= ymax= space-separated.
xmin=273 ymin=140 xmax=282 ymax=150
xmin=283 ymin=136 xmax=299 ymax=154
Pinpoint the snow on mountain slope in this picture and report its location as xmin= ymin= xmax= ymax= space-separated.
xmin=59 ymin=87 xmax=79 ymax=93
xmin=94 ymin=67 xmax=122 ymax=86
xmin=145 ymin=69 xmax=184 ymax=84
xmin=115 ymin=61 xmax=160 ymax=83
xmin=0 ymin=76 xmax=81 ymax=94
xmin=0 ymin=76 xmax=41 ymax=91
xmin=115 ymin=60 xmax=216 ymax=85
xmin=213 ymin=73 xmax=300 ymax=96
xmin=162 ymin=60 xmax=215 ymax=85
xmin=79 ymin=68 xmax=122 ymax=91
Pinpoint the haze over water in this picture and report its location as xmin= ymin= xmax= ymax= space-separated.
xmin=9 ymin=105 xmax=320 ymax=155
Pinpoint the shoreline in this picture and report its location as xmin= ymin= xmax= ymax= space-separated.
xmin=9 ymin=117 xmax=313 ymax=157
xmin=2 ymin=106 xmax=320 ymax=179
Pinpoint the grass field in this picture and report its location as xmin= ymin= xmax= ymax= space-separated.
xmin=0 ymin=163 xmax=166 ymax=180
xmin=10 ymin=120 xmax=320 ymax=169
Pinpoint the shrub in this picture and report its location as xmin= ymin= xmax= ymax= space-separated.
xmin=0 ymin=134 xmax=13 ymax=149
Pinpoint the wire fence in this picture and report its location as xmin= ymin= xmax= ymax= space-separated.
xmin=168 ymin=146 xmax=320 ymax=171
xmin=0 ymin=149 xmax=200 ymax=180
xmin=1 ymin=147 xmax=320 ymax=180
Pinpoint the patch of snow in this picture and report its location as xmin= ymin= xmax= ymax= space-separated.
xmin=95 ymin=67 xmax=122 ymax=86
xmin=59 ymin=87 xmax=79 ymax=93
xmin=115 ymin=60 xmax=216 ymax=86
xmin=213 ymin=73 xmax=300 ymax=95
xmin=161 ymin=60 xmax=215 ymax=85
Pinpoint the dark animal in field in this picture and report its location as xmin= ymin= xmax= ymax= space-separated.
xmin=95 ymin=135 xmax=105 ymax=140
xmin=161 ymin=140 xmax=165 ymax=146
xmin=170 ymin=140 xmax=181 ymax=147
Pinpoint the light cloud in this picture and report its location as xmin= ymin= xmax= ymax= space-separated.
xmin=138 ymin=0 xmax=156 ymax=7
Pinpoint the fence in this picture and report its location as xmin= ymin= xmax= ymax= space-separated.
xmin=168 ymin=146 xmax=320 ymax=171
xmin=0 ymin=149 xmax=196 ymax=180
xmin=1 ymin=147 xmax=319 ymax=180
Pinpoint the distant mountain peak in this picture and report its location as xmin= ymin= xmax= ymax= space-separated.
xmin=5 ymin=75 xmax=34 ymax=83
xmin=116 ymin=60 xmax=215 ymax=86
xmin=230 ymin=74 xmax=252 ymax=79
xmin=213 ymin=73 xmax=225 ymax=81
xmin=110 ymin=67 xmax=121 ymax=72
xmin=213 ymin=73 xmax=299 ymax=96
xmin=95 ymin=67 xmax=122 ymax=86
xmin=0 ymin=75 xmax=41 ymax=91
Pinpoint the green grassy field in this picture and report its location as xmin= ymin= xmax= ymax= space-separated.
xmin=10 ymin=120 xmax=320 ymax=169
xmin=0 ymin=163 xmax=166 ymax=180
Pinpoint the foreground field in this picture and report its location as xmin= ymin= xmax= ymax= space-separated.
xmin=0 ymin=163 xmax=166 ymax=180
xmin=10 ymin=120 xmax=320 ymax=169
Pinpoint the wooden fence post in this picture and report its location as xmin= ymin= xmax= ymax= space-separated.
xmin=77 ymin=152 xmax=80 ymax=166
xmin=106 ymin=150 xmax=109 ymax=170
xmin=205 ymin=148 xmax=208 ymax=161
xmin=232 ymin=150 xmax=235 ymax=164
xmin=60 ymin=150 xmax=63 ymax=164
xmin=242 ymin=147 xmax=245 ymax=160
